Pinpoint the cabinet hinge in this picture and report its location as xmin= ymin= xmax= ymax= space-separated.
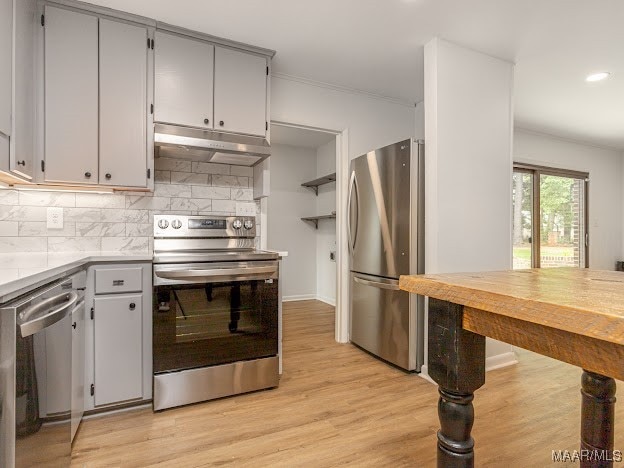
xmin=40 ymin=14 xmax=45 ymax=27
xmin=266 ymin=121 xmax=268 ymax=131
xmin=147 ymin=168 xmax=151 ymax=179
xmin=150 ymin=103 xmax=154 ymax=114
xmin=41 ymin=160 xmax=45 ymax=172
xmin=90 ymin=307 xmax=94 ymax=320
xmin=147 ymin=37 xmax=150 ymax=49
xmin=266 ymin=66 xmax=269 ymax=76
xmin=151 ymin=38 xmax=154 ymax=49
xmin=90 ymin=384 xmax=95 ymax=396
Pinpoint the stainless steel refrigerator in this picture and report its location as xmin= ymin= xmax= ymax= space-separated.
xmin=348 ymin=139 xmax=424 ymax=371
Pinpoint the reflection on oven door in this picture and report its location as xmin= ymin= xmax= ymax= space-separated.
xmin=153 ymin=279 xmax=278 ymax=373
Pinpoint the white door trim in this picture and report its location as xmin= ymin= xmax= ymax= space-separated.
xmin=269 ymin=120 xmax=350 ymax=344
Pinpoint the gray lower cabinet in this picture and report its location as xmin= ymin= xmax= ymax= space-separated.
xmin=94 ymin=294 xmax=143 ymax=405
xmin=71 ymin=298 xmax=86 ymax=442
xmin=85 ymin=262 xmax=152 ymax=412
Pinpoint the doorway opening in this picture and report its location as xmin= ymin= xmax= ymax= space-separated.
xmin=513 ymin=163 xmax=589 ymax=269
xmin=264 ymin=122 xmax=345 ymax=340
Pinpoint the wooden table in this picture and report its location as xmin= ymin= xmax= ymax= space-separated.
xmin=399 ymin=268 xmax=624 ymax=468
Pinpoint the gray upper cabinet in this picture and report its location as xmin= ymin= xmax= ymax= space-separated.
xmin=0 ymin=0 xmax=12 ymax=138
xmin=11 ymin=0 xmax=36 ymax=180
xmin=154 ymin=31 xmax=214 ymax=129
xmin=44 ymin=6 xmax=98 ymax=185
xmin=214 ymin=46 xmax=267 ymax=137
xmin=99 ymin=19 xmax=148 ymax=187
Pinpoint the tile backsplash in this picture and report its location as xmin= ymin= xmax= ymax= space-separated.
xmin=0 ymin=157 xmax=259 ymax=254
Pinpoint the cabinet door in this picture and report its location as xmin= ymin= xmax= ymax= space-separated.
xmin=154 ymin=31 xmax=213 ymax=129
xmin=44 ymin=6 xmax=98 ymax=184
xmin=99 ymin=19 xmax=147 ymax=187
xmin=94 ymin=294 xmax=143 ymax=406
xmin=214 ymin=47 xmax=267 ymax=137
xmin=10 ymin=0 xmax=36 ymax=180
xmin=0 ymin=0 xmax=12 ymax=137
xmin=71 ymin=300 xmax=85 ymax=442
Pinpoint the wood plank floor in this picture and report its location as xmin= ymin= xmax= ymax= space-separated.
xmin=71 ymin=300 xmax=624 ymax=467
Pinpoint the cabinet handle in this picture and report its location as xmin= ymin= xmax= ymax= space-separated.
xmin=85 ymin=171 xmax=91 ymax=178
xmin=204 ymin=118 xmax=209 ymax=125
xmin=17 ymin=160 xmax=25 ymax=166
xmin=72 ymin=322 xmax=76 ymax=329
xmin=219 ymin=120 xmax=224 ymax=127
xmin=105 ymin=173 xmax=112 ymax=180
xmin=129 ymin=302 xmax=136 ymax=311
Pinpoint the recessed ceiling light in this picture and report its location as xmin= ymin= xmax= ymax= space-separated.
xmin=586 ymin=72 xmax=610 ymax=82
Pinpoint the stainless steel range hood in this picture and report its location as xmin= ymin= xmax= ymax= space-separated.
xmin=154 ymin=124 xmax=271 ymax=167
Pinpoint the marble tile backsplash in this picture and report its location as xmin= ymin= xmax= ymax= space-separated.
xmin=0 ymin=158 xmax=259 ymax=254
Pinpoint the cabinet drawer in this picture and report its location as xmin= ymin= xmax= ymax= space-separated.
xmin=95 ymin=267 xmax=143 ymax=294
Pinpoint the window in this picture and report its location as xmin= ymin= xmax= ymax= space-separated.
xmin=512 ymin=163 xmax=588 ymax=269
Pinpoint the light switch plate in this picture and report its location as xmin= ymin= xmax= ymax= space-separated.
xmin=236 ymin=202 xmax=257 ymax=216
xmin=47 ymin=207 xmax=64 ymax=229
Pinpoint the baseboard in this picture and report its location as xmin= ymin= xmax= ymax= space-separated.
xmin=418 ymin=350 xmax=518 ymax=386
xmin=316 ymin=295 xmax=336 ymax=306
xmin=282 ymin=294 xmax=336 ymax=306
xmin=485 ymin=351 xmax=518 ymax=371
xmin=283 ymin=294 xmax=316 ymax=302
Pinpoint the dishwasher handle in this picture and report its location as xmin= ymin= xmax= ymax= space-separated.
xmin=18 ymin=291 xmax=78 ymax=337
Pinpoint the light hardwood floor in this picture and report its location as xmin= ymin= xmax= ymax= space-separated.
xmin=71 ymin=300 xmax=624 ymax=467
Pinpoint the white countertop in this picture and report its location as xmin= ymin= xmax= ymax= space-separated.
xmin=0 ymin=251 xmax=153 ymax=304
xmin=265 ymin=250 xmax=288 ymax=257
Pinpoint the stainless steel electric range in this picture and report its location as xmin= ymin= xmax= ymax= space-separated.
xmin=152 ymin=215 xmax=280 ymax=411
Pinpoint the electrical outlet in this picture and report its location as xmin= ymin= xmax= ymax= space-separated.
xmin=47 ymin=207 xmax=64 ymax=229
xmin=236 ymin=202 xmax=257 ymax=216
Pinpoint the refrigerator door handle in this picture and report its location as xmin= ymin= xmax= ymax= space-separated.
xmin=353 ymin=275 xmax=400 ymax=291
xmin=347 ymin=170 xmax=358 ymax=254
xmin=347 ymin=171 xmax=360 ymax=254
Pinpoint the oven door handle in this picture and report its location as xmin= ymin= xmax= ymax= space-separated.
xmin=155 ymin=266 xmax=278 ymax=282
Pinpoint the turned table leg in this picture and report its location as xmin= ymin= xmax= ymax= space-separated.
xmin=428 ymin=299 xmax=486 ymax=468
xmin=581 ymin=370 xmax=617 ymax=468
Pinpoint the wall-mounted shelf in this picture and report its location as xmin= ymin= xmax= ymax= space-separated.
xmin=301 ymin=214 xmax=336 ymax=229
xmin=301 ymin=173 xmax=336 ymax=196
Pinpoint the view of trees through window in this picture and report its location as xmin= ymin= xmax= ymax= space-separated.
xmin=513 ymin=167 xmax=587 ymax=269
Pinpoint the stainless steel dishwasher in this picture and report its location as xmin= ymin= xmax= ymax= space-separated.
xmin=0 ymin=272 xmax=85 ymax=467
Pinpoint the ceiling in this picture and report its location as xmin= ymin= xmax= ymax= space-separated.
xmin=270 ymin=125 xmax=336 ymax=149
xmin=85 ymin=0 xmax=624 ymax=149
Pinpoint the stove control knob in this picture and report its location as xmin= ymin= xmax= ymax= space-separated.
xmin=157 ymin=219 xmax=169 ymax=229
xmin=232 ymin=219 xmax=243 ymax=230
xmin=243 ymin=219 xmax=254 ymax=230
xmin=171 ymin=219 xmax=182 ymax=229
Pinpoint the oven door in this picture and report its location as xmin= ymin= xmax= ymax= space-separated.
xmin=153 ymin=261 xmax=279 ymax=373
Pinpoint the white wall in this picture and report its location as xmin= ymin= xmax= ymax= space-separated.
xmin=315 ymin=139 xmax=337 ymax=305
xmin=271 ymin=76 xmax=416 ymax=160
xmin=271 ymin=75 xmax=417 ymax=342
xmin=267 ymin=144 xmax=317 ymax=300
xmin=514 ymin=129 xmax=623 ymax=269
xmin=424 ymin=38 xmax=516 ymax=368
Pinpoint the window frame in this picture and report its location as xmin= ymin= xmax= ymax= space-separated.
xmin=513 ymin=163 xmax=589 ymax=268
